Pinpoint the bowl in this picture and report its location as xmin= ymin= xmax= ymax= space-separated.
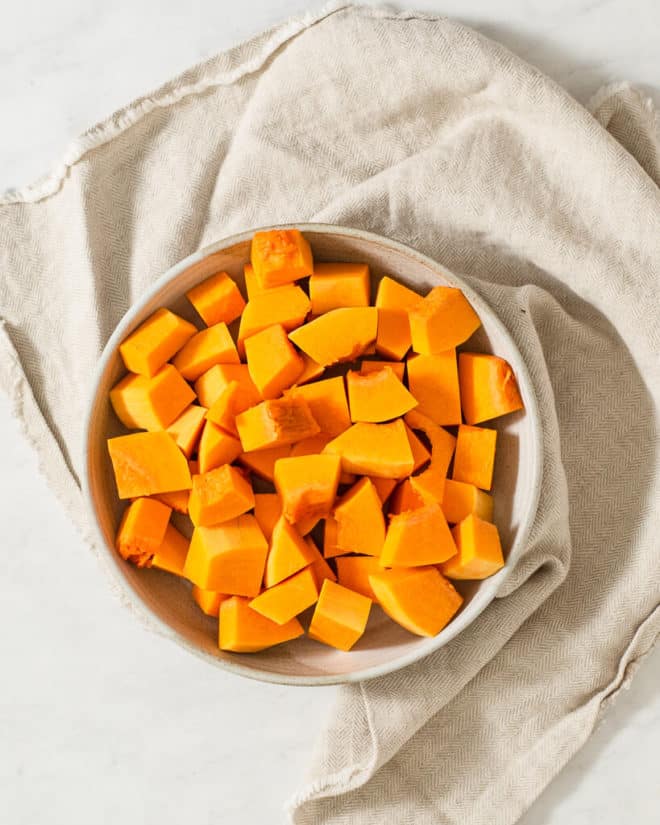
xmin=83 ymin=224 xmax=542 ymax=685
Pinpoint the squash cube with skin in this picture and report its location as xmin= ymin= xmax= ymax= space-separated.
xmin=186 ymin=271 xmax=245 ymax=326
xmin=249 ymin=567 xmax=319 ymax=625
xmin=236 ymin=397 xmax=320 ymax=453
xmin=369 ymin=566 xmax=463 ymax=636
xmin=110 ymin=364 xmax=195 ymax=431
xmin=360 ymin=360 xmax=405 ymax=381
xmin=441 ymin=479 xmax=494 ymax=524
xmin=323 ymin=419 xmax=414 ymax=479
xmin=172 ymin=323 xmax=240 ymax=381
xmin=346 ymin=367 xmax=417 ymax=423
xmin=108 ymin=431 xmax=192 ymax=499
xmin=309 ymin=262 xmax=370 ymax=314
xmin=183 ymin=515 xmax=267 ymax=596
xmin=195 ymin=363 xmax=261 ymax=412
xmin=192 ymin=585 xmax=229 ymax=617
xmin=264 ymin=517 xmax=318 ymax=587
xmin=409 ymin=286 xmax=481 ymax=354
xmin=285 ymin=376 xmax=351 ymax=437
xmin=441 ymin=514 xmax=505 ymax=579
xmin=238 ymin=285 xmax=310 ymax=353
xmin=166 ymin=404 xmax=207 ymax=458
xmin=116 ymin=497 xmax=171 ymax=565
xmin=118 ymin=308 xmax=197 ymax=377
xmin=251 ymin=229 xmax=313 ymax=288
xmin=149 ymin=524 xmax=189 ymax=576
xmin=380 ymin=503 xmax=457 ymax=567
xmin=238 ymin=443 xmax=291 ymax=482
xmin=333 ymin=477 xmax=385 ymax=557
xmin=253 ymin=493 xmax=282 ymax=542
xmin=388 ymin=479 xmax=425 ymax=516
xmin=336 ymin=555 xmax=382 ymax=602
xmin=197 ymin=420 xmax=242 ymax=475
xmin=308 ymin=580 xmax=372 ymax=651
xmin=407 ymin=351 xmax=462 ymax=426
xmin=458 ymin=352 xmax=524 ymax=424
xmin=219 ymin=596 xmax=304 ymax=652
xmin=245 ymin=324 xmax=305 ymax=400
xmin=289 ymin=307 xmax=378 ymax=367
xmin=375 ymin=276 xmax=422 ymax=361
xmin=453 ymin=425 xmax=497 ymax=491
xmin=306 ymin=537 xmax=337 ymax=588
xmin=274 ymin=454 xmax=342 ymax=525
xmin=188 ymin=464 xmax=255 ymax=527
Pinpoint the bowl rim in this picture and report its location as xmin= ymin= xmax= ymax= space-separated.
xmin=82 ymin=222 xmax=543 ymax=686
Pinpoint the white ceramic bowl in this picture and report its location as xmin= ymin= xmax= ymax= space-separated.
xmin=83 ymin=224 xmax=542 ymax=685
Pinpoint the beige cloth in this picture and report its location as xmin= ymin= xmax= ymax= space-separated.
xmin=1 ymin=4 xmax=658 ymax=823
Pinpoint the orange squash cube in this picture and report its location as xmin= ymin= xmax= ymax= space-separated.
xmin=322 ymin=516 xmax=343 ymax=559
xmin=346 ymin=367 xmax=417 ymax=423
xmin=186 ymin=271 xmax=245 ymax=326
xmin=442 ymin=514 xmax=504 ymax=579
xmin=308 ymin=580 xmax=372 ymax=651
xmin=264 ymin=517 xmax=318 ymax=587
xmin=166 ymin=404 xmax=207 ymax=458
xmin=306 ymin=537 xmax=338 ymax=588
xmin=243 ymin=263 xmax=264 ymax=300
xmin=219 ymin=596 xmax=304 ymax=652
xmin=368 ymin=476 xmax=397 ymax=505
xmin=192 ymin=585 xmax=229 ymax=617
xmin=405 ymin=410 xmax=457 ymax=502
xmin=183 ymin=515 xmax=267 ymax=596
xmin=197 ymin=420 xmax=242 ymax=474
xmin=172 ymin=323 xmax=239 ymax=381
xmin=360 ymin=360 xmax=405 ymax=381
xmin=238 ymin=443 xmax=291 ymax=482
xmin=289 ymin=307 xmax=378 ymax=366
xmin=118 ymin=308 xmax=197 ymax=377
xmin=236 ymin=397 xmax=320 ymax=453
xmin=388 ymin=479 xmax=425 ymax=516
xmin=458 ymin=352 xmax=524 ymax=424
xmin=369 ymin=566 xmax=463 ymax=636
xmin=309 ymin=262 xmax=370 ymax=314
xmin=409 ymin=286 xmax=480 ymax=354
xmin=274 ymin=454 xmax=341 ymax=525
xmin=108 ymin=431 xmax=192 ymax=499
xmin=150 ymin=488 xmax=190 ymax=514
xmin=116 ymin=497 xmax=171 ymax=564
xmin=253 ymin=493 xmax=282 ymax=542
xmin=441 ymin=479 xmax=493 ymax=524
xmin=375 ymin=276 xmax=422 ymax=361
xmin=149 ymin=524 xmax=189 ymax=576
xmin=188 ymin=464 xmax=255 ymax=527
xmin=335 ymin=555 xmax=382 ymax=602
xmin=195 ymin=363 xmax=261 ymax=411
xmin=289 ymin=433 xmax=332 ymax=456
xmin=380 ymin=503 xmax=457 ymax=567
xmin=245 ymin=324 xmax=304 ymax=399
xmin=333 ymin=477 xmax=385 ymax=557
xmin=249 ymin=567 xmax=318 ymax=625
xmin=251 ymin=229 xmax=313 ymax=288
xmin=238 ymin=285 xmax=310 ymax=353
xmin=403 ymin=422 xmax=431 ymax=472
xmin=286 ymin=376 xmax=351 ymax=437
xmin=295 ymin=353 xmax=325 ymax=385
xmin=407 ymin=351 xmax=461 ymax=426
xmin=110 ymin=364 xmax=195 ymax=431
xmin=453 ymin=425 xmax=497 ymax=491
xmin=323 ymin=419 xmax=414 ymax=479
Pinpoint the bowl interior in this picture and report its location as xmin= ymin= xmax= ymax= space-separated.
xmin=84 ymin=226 xmax=541 ymax=685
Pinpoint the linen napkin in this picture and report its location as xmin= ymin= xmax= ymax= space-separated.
xmin=1 ymin=5 xmax=658 ymax=824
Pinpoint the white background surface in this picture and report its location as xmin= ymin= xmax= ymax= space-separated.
xmin=0 ymin=2 xmax=658 ymax=823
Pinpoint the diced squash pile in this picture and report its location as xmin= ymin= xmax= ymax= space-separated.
xmin=107 ymin=229 xmax=524 ymax=654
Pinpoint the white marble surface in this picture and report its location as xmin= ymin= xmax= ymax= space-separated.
xmin=0 ymin=2 xmax=658 ymax=823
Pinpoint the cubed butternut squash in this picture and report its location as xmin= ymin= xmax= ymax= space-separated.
xmin=441 ymin=514 xmax=504 ymax=579
xmin=172 ymin=323 xmax=239 ymax=381
xmin=195 ymin=363 xmax=261 ymax=412
xmin=238 ymin=443 xmax=291 ymax=482
xmin=333 ymin=477 xmax=385 ymax=557
xmin=306 ymin=537 xmax=338 ymax=588
xmin=322 ymin=516 xmax=343 ymax=559
xmin=458 ymin=352 xmax=524 ymax=424
xmin=407 ymin=351 xmax=461 ymax=426
xmin=189 ymin=464 xmax=255 ymax=527
xmin=264 ymin=517 xmax=318 ymax=587
xmin=388 ymin=479 xmax=425 ymax=516
xmin=186 ymin=271 xmax=245 ymax=326
xmin=183 ymin=515 xmax=267 ymax=596
xmin=441 ymin=479 xmax=493 ymax=524
xmin=404 ymin=410 xmax=457 ymax=503
xmin=118 ymin=308 xmax=197 ymax=377
xmin=409 ymin=286 xmax=480 ymax=354
xmin=360 ymin=360 xmax=405 ymax=381
xmin=368 ymin=566 xmax=463 ymax=636
xmin=110 ymin=364 xmax=195 ymax=431
xmin=295 ymin=353 xmax=325 ymax=385
xmin=274 ymin=454 xmax=341 ymax=525
xmin=166 ymin=404 xmax=207 ymax=458
xmin=335 ymin=555 xmax=382 ymax=602
xmin=309 ymin=262 xmax=370 ymax=314
xmin=219 ymin=596 xmax=304 ymax=652
xmin=251 ymin=229 xmax=313 ymax=288
xmin=197 ymin=420 xmax=242 ymax=474
xmin=374 ymin=276 xmax=422 ymax=360
xmin=150 ymin=488 xmax=190 ymax=514
xmin=452 ymin=425 xmax=497 ymax=491
xmin=249 ymin=567 xmax=318 ymax=625
xmin=108 ymin=431 xmax=192 ymax=499
xmin=380 ymin=503 xmax=457 ymax=567
xmin=403 ymin=422 xmax=431 ymax=472
xmin=346 ymin=367 xmax=417 ymax=423
xmin=243 ymin=263 xmax=263 ymax=300
xmin=192 ymin=585 xmax=229 ymax=617
xmin=286 ymin=376 xmax=351 ymax=437
xmin=236 ymin=397 xmax=320 ymax=452
xmin=253 ymin=493 xmax=282 ymax=542
xmin=238 ymin=285 xmax=310 ymax=353
xmin=116 ymin=497 xmax=171 ymax=565
xmin=149 ymin=524 xmax=189 ymax=576
xmin=323 ymin=419 xmax=414 ymax=479
xmin=245 ymin=324 xmax=304 ymax=399
xmin=289 ymin=307 xmax=378 ymax=366
xmin=308 ymin=580 xmax=371 ymax=651
xmin=368 ymin=476 xmax=397 ymax=505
